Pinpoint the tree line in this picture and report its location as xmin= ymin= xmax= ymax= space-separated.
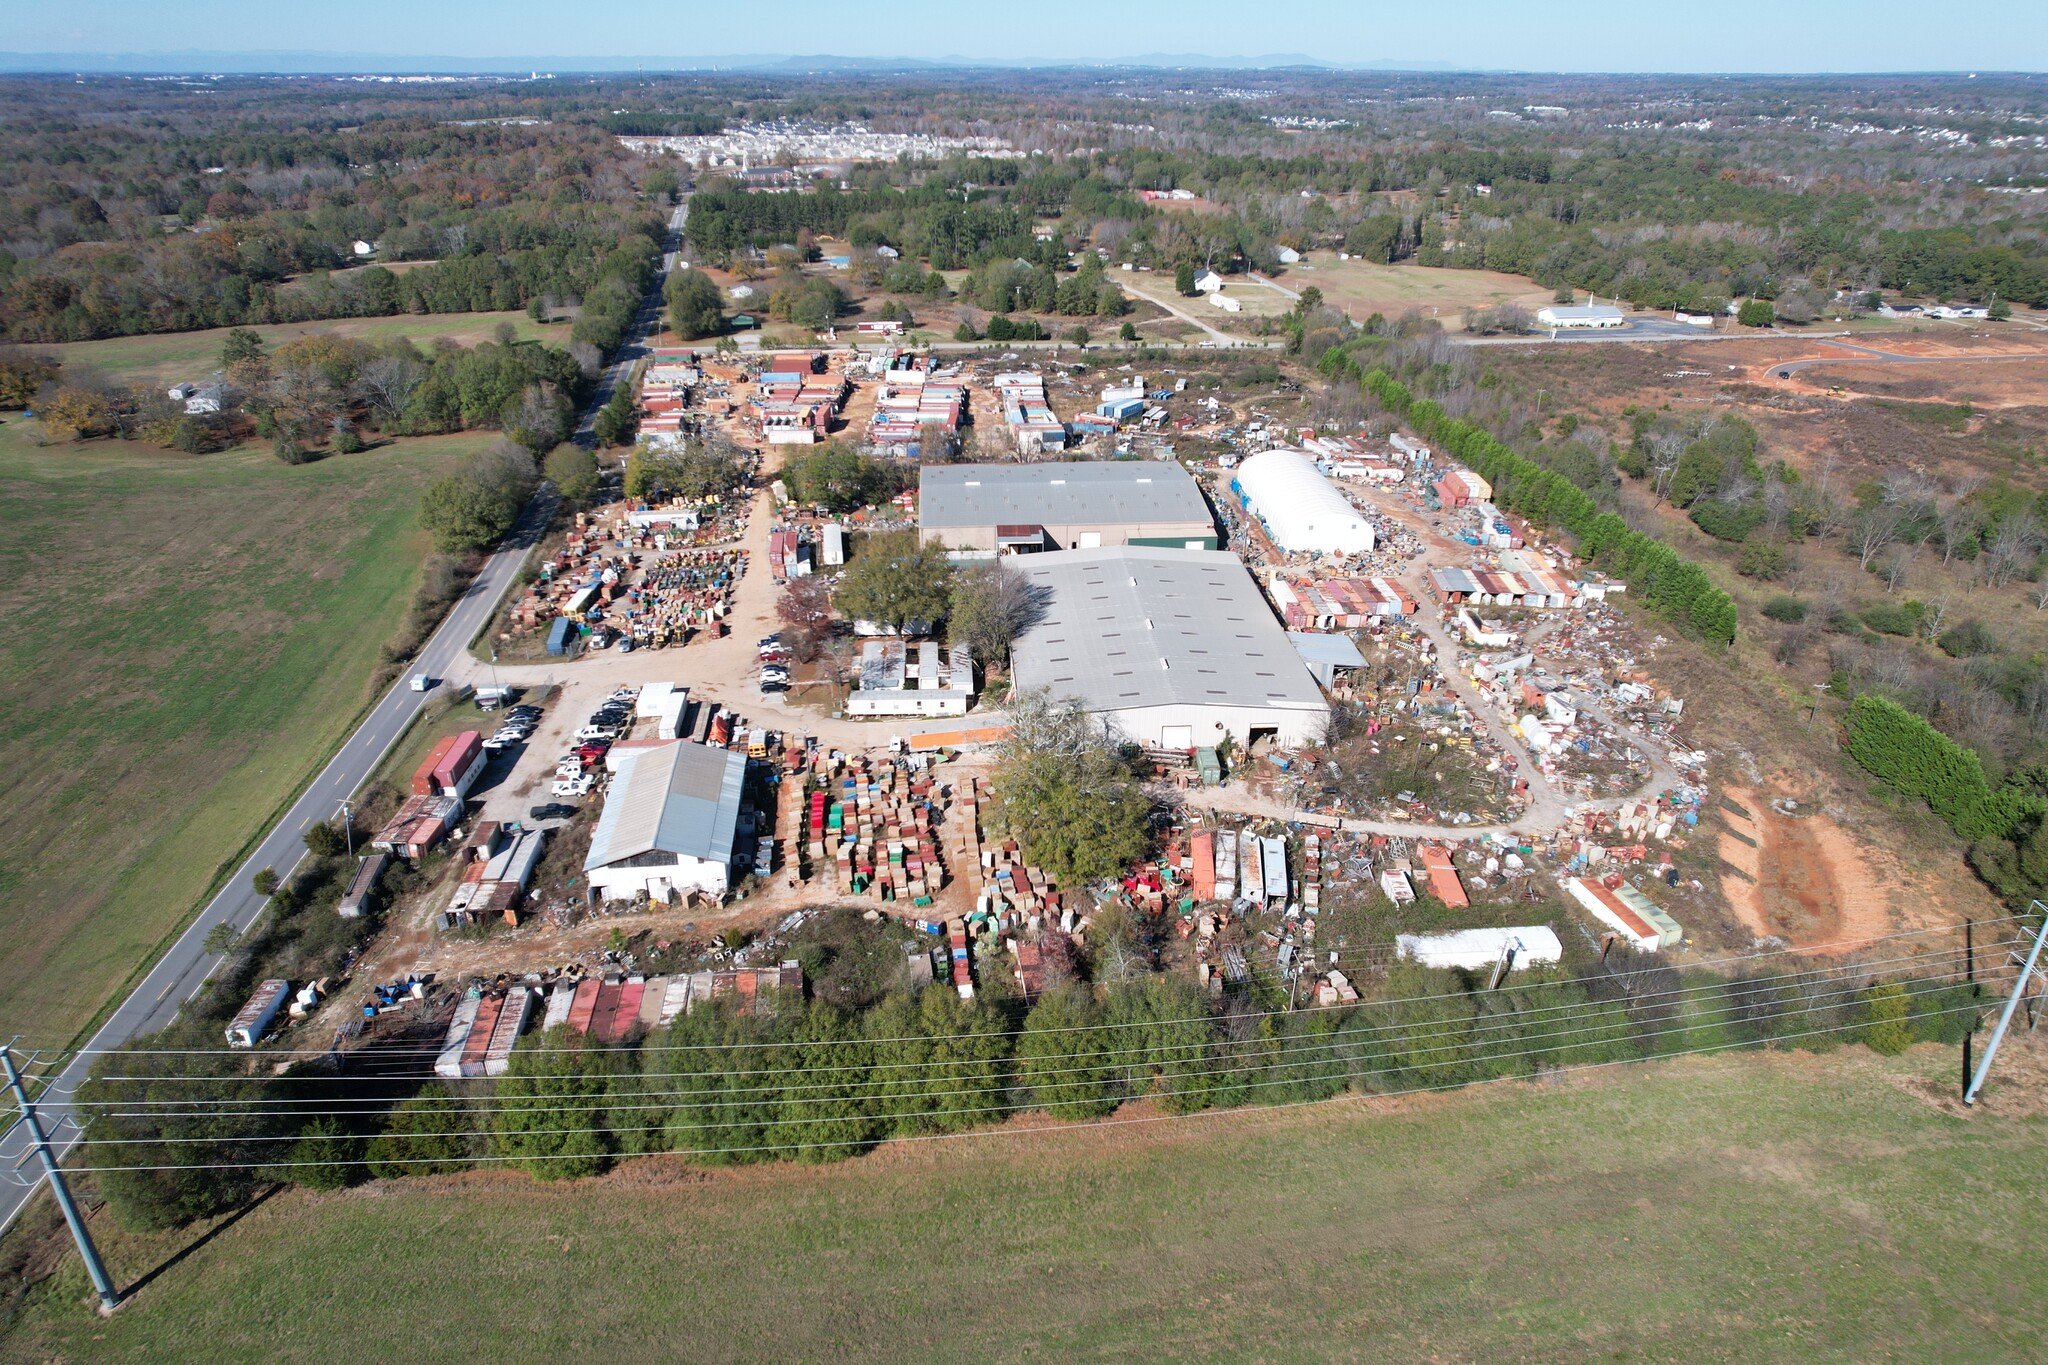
xmin=1329 ymin=353 xmax=1738 ymax=645
xmin=78 ymin=955 xmax=1975 ymax=1228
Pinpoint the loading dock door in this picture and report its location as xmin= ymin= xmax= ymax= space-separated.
xmin=1078 ymin=532 xmax=1102 ymax=548
xmin=1160 ymin=725 xmax=1195 ymax=748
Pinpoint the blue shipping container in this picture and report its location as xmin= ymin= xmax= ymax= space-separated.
xmin=545 ymin=617 xmax=576 ymax=656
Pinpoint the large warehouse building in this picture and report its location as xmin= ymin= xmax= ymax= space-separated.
xmin=1009 ymin=547 xmax=1330 ymax=749
xmin=919 ymin=461 xmax=1218 ymax=556
xmin=583 ymin=740 xmax=750 ymax=902
xmin=1231 ymin=449 xmax=1375 ymax=555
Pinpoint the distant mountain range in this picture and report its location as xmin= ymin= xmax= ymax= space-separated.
xmin=0 ymin=49 xmax=1462 ymax=76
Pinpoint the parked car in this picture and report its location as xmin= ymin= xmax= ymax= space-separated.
xmin=759 ymin=667 xmax=790 ymax=683
xmin=574 ymin=740 xmax=612 ymax=761
xmin=482 ymin=734 xmax=519 ymax=752
xmin=505 ymin=706 xmax=543 ymax=722
xmin=409 ymin=673 xmax=435 ymax=692
xmin=574 ymin=725 xmax=615 ymax=742
xmin=757 ymin=635 xmax=780 ymax=648
xmin=529 ymin=803 xmax=579 ymax=821
xmin=607 ymin=688 xmax=639 ymax=704
xmin=550 ymin=776 xmax=595 ymax=798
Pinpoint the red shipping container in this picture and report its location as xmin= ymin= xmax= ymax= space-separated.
xmin=568 ymin=978 xmax=602 ymax=1034
xmin=413 ymin=736 xmax=457 ymax=796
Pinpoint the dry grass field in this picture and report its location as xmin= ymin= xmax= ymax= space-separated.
xmin=3 ymin=1041 xmax=2045 ymax=1362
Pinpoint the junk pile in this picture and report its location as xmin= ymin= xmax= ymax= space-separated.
xmin=805 ymin=753 xmax=952 ymax=905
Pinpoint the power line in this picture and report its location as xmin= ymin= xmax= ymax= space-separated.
xmin=53 ymin=1000 xmax=1992 ymax=1174
xmin=68 ymin=941 xmax=1998 ymax=1096
xmin=55 ymin=919 xmax=2005 ymax=1076
xmin=63 ymin=969 xmax=1984 ymax=1137
xmin=44 ymin=915 xmax=1998 ymax=1060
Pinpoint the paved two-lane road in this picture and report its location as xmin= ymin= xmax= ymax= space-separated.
xmin=0 ymin=196 xmax=691 ymax=1235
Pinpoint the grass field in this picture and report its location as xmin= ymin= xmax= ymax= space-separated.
xmin=4 ymin=1043 xmax=2044 ymax=1362
xmin=1284 ymin=252 xmax=1554 ymax=329
xmin=0 ymin=424 xmax=487 ymax=1047
xmin=34 ymin=311 xmax=573 ymax=392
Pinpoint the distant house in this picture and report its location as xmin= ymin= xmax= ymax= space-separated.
xmin=1276 ymin=246 xmax=1301 ymax=264
xmin=167 ymin=382 xmax=222 ymax=415
xmin=729 ymin=284 xmax=756 ymax=300
xmin=352 ymin=239 xmax=376 ymax=257
xmin=1192 ymin=269 xmax=1225 ymax=294
xmin=874 ymin=244 xmax=901 ymax=259
xmin=730 ymin=314 xmax=757 ymax=330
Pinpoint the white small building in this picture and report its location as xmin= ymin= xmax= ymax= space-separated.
xmin=1276 ymin=246 xmax=1301 ymax=264
xmin=352 ymin=239 xmax=376 ymax=257
xmin=1208 ymin=293 xmax=1242 ymax=312
xmin=729 ymin=284 xmax=756 ymax=300
xmin=1192 ymin=269 xmax=1225 ymax=294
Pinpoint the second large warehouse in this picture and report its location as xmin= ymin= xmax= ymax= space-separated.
xmin=1009 ymin=547 xmax=1331 ymax=748
xmin=1231 ymin=448 xmax=1376 ymax=555
xmin=919 ymin=461 xmax=1219 ymax=555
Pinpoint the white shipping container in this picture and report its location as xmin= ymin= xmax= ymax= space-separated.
xmin=433 ymin=997 xmax=482 ymax=1078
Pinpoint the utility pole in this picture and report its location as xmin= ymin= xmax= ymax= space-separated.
xmin=1963 ymin=905 xmax=2048 ymax=1106
xmin=2 ymin=1046 xmax=118 ymax=1313
xmin=336 ymin=799 xmax=354 ymax=860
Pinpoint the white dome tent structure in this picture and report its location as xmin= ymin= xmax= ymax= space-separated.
xmin=1230 ymin=448 xmax=1376 ymax=556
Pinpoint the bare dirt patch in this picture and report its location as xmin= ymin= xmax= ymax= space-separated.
xmin=1717 ymin=781 xmax=1994 ymax=951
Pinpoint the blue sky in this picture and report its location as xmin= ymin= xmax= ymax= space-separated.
xmin=9 ymin=0 xmax=2047 ymax=71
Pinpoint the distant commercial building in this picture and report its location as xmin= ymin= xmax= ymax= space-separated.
xmin=1534 ymin=302 xmax=1626 ymax=329
xmin=1231 ymin=449 xmax=1376 ymax=555
xmin=919 ymin=461 xmax=1218 ymax=556
xmin=1009 ymin=547 xmax=1330 ymax=749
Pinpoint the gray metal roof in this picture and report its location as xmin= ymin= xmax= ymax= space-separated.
xmin=919 ymin=461 xmax=1212 ymax=532
xmin=1010 ymin=548 xmax=1328 ymax=716
xmin=584 ymin=741 xmax=747 ymax=872
xmin=1286 ymin=631 xmax=1367 ymax=668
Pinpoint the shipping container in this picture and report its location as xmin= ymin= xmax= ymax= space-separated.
xmin=337 ymin=852 xmax=388 ymax=918
xmin=639 ymin=976 xmax=669 ymax=1029
xmin=459 ymin=994 xmax=505 ymax=1078
xmin=1214 ymin=830 xmax=1238 ymax=902
xmin=412 ymin=736 xmax=456 ymax=797
xmin=588 ymin=981 xmax=622 ymax=1040
xmin=433 ymin=997 xmax=482 ymax=1078
xmin=432 ymin=731 xmax=487 ymax=799
xmin=613 ymin=979 xmax=647 ymax=1040
xmin=1190 ymin=831 xmax=1216 ymax=901
xmin=542 ymin=980 xmax=576 ymax=1032
xmin=225 ymin=978 xmax=290 ymax=1048
xmin=1261 ymin=836 xmax=1288 ymax=903
xmin=1240 ymin=836 xmax=1262 ymax=905
xmin=567 ymin=977 xmax=602 ymax=1034
xmin=482 ymin=986 xmax=534 ymax=1076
